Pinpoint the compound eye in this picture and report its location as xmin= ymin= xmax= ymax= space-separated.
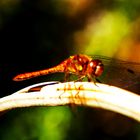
xmin=95 ymin=62 xmax=104 ymax=77
xmin=89 ymin=60 xmax=104 ymax=77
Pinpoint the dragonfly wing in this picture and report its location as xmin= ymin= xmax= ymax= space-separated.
xmin=92 ymin=55 xmax=140 ymax=92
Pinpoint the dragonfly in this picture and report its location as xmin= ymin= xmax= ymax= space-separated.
xmin=13 ymin=54 xmax=140 ymax=93
xmin=13 ymin=54 xmax=104 ymax=82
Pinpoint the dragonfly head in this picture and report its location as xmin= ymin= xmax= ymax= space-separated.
xmin=88 ymin=59 xmax=104 ymax=77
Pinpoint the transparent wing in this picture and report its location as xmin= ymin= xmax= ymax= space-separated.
xmin=92 ymin=55 xmax=140 ymax=93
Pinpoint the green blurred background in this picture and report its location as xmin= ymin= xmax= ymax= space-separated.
xmin=0 ymin=0 xmax=140 ymax=139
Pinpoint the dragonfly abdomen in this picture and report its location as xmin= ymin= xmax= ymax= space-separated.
xmin=13 ymin=63 xmax=66 ymax=81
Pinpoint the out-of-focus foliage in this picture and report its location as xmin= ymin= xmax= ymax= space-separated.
xmin=74 ymin=11 xmax=130 ymax=57
xmin=0 ymin=107 xmax=72 ymax=140
xmin=0 ymin=0 xmax=20 ymax=27
xmin=0 ymin=0 xmax=140 ymax=140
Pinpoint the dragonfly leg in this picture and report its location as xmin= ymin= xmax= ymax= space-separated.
xmin=74 ymin=75 xmax=85 ymax=82
xmin=87 ymin=74 xmax=100 ymax=87
xmin=87 ymin=74 xmax=94 ymax=82
xmin=95 ymin=78 xmax=102 ymax=83
xmin=64 ymin=73 xmax=70 ymax=82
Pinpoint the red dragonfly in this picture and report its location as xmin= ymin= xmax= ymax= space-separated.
xmin=13 ymin=54 xmax=104 ymax=82
xmin=13 ymin=54 xmax=140 ymax=93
